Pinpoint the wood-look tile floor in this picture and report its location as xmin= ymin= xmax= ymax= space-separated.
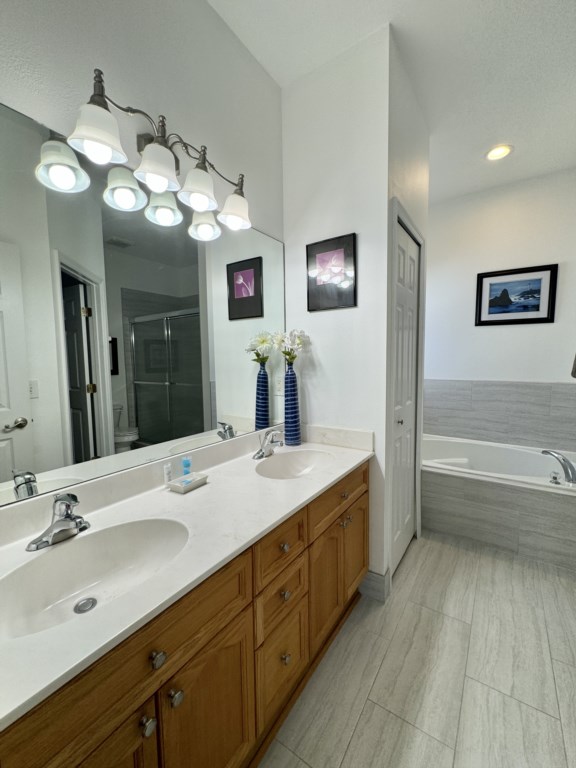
xmin=259 ymin=531 xmax=576 ymax=768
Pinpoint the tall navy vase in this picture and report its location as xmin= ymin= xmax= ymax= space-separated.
xmin=255 ymin=361 xmax=270 ymax=430
xmin=284 ymin=361 xmax=301 ymax=445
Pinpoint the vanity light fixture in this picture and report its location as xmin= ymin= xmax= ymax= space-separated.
xmin=145 ymin=192 xmax=183 ymax=227
xmin=188 ymin=211 xmax=222 ymax=241
xmin=35 ymin=140 xmax=91 ymax=193
xmin=217 ymin=174 xmax=252 ymax=230
xmin=486 ymin=144 xmax=513 ymax=161
xmin=177 ymin=146 xmax=218 ymax=212
xmin=67 ymin=70 xmax=128 ymax=165
xmin=103 ymin=167 xmax=147 ymax=211
xmin=134 ymin=116 xmax=180 ymax=194
xmin=42 ymin=69 xmax=252 ymax=240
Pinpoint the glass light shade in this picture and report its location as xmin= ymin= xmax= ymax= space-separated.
xmin=68 ymin=103 xmax=128 ymax=164
xmin=35 ymin=141 xmax=91 ymax=193
xmin=145 ymin=192 xmax=183 ymax=227
xmin=188 ymin=211 xmax=221 ymax=241
xmin=177 ymin=167 xmax=217 ymax=211
xmin=134 ymin=143 xmax=180 ymax=193
xmin=103 ymin=168 xmax=147 ymax=211
xmin=217 ymin=192 xmax=251 ymax=231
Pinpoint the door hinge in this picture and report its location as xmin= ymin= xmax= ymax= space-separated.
xmin=86 ymin=383 xmax=97 ymax=394
xmin=81 ymin=307 xmax=92 ymax=318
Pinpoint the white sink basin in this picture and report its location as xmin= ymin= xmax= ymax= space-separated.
xmin=0 ymin=519 xmax=188 ymax=639
xmin=256 ymin=449 xmax=334 ymax=480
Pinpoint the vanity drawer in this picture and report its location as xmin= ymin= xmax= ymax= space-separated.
xmin=255 ymin=596 xmax=309 ymax=734
xmin=253 ymin=508 xmax=307 ymax=592
xmin=0 ymin=550 xmax=252 ymax=768
xmin=308 ymin=463 xmax=368 ymax=542
xmin=254 ymin=553 xmax=308 ymax=647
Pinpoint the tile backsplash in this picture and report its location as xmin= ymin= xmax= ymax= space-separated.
xmin=424 ymin=380 xmax=576 ymax=452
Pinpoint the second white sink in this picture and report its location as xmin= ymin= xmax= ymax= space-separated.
xmin=0 ymin=519 xmax=188 ymax=639
xmin=256 ymin=449 xmax=334 ymax=480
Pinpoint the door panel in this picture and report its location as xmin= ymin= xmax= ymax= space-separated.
xmin=63 ymin=283 xmax=94 ymax=462
xmin=390 ymin=222 xmax=421 ymax=573
xmin=0 ymin=243 xmax=33 ymax=481
xmin=159 ymin=608 xmax=255 ymax=768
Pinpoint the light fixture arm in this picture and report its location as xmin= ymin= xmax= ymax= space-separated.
xmin=89 ymin=69 xmax=160 ymax=135
xmin=168 ymin=135 xmax=244 ymax=190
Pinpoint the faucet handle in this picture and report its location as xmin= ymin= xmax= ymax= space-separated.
xmin=53 ymin=493 xmax=80 ymax=520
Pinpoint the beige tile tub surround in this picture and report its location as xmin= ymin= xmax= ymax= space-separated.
xmin=424 ymin=379 xmax=576 ymax=451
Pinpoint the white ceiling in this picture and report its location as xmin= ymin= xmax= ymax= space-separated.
xmin=206 ymin=0 xmax=576 ymax=202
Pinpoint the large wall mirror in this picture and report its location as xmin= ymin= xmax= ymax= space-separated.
xmin=0 ymin=103 xmax=285 ymax=507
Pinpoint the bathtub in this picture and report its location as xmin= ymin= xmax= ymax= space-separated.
xmin=422 ymin=435 xmax=576 ymax=492
xmin=421 ymin=435 xmax=576 ymax=568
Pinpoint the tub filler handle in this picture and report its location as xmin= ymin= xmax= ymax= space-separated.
xmin=542 ymin=450 xmax=576 ymax=484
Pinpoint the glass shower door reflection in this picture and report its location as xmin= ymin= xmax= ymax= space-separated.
xmin=132 ymin=318 xmax=171 ymax=444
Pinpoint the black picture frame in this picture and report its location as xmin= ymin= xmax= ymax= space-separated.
xmin=226 ymin=257 xmax=263 ymax=320
xmin=475 ymin=264 xmax=558 ymax=326
xmin=306 ymin=233 xmax=357 ymax=311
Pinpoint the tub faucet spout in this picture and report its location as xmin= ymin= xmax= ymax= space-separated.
xmin=542 ymin=450 xmax=576 ymax=484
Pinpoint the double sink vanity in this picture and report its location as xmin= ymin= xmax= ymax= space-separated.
xmin=0 ymin=433 xmax=372 ymax=768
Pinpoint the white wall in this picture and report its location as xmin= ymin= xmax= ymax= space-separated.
xmin=426 ymin=168 xmax=576 ymax=381
xmin=0 ymin=107 xmax=67 ymax=472
xmin=282 ymin=29 xmax=390 ymax=576
xmin=388 ymin=32 xmax=430 ymax=236
xmin=0 ymin=0 xmax=283 ymax=240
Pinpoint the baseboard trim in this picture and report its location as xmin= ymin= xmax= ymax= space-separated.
xmin=359 ymin=569 xmax=390 ymax=603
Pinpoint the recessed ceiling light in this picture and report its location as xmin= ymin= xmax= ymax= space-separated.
xmin=486 ymin=144 xmax=513 ymax=161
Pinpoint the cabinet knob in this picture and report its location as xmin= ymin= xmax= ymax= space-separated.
xmin=346 ymin=514 xmax=353 ymax=523
xmin=281 ymin=653 xmax=292 ymax=666
xmin=168 ymin=688 xmax=185 ymax=708
xmin=149 ymin=650 xmax=168 ymax=670
xmin=280 ymin=589 xmax=292 ymax=602
xmin=340 ymin=491 xmax=349 ymax=500
xmin=279 ymin=542 xmax=290 ymax=553
xmin=139 ymin=716 xmax=157 ymax=739
xmin=339 ymin=520 xmax=348 ymax=528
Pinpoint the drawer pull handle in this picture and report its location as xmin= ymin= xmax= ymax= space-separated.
xmin=280 ymin=589 xmax=292 ymax=602
xmin=149 ymin=650 xmax=168 ymax=670
xmin=340 ymin=491 xmax=349 ymax=500
xmin=281 ymin=653 xmax=292 ymax=666
xmin=346 ymin=514 xmax=353 ymax=523
xmin=168 ymin=688 xmax=185 ymax=708
xmin=280 ymin=542 xmax=290 ymax=553
xmin=140 ymin=716 xmax=157 ymax=738
xmin=339 ymin=520 xmax=348 ymax=528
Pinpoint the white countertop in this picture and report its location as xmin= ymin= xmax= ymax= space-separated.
xmin=0 ymin=441 xmax=372 ymax=731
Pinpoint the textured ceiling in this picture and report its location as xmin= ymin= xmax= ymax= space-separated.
xmin=206 ymin=0 xmax=576 ymax=201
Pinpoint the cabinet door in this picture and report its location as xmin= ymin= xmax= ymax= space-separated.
xmin=78 ymin=698 xmax=158 ymax=768
xmin=308 ymin=519 xmax=344 ymax=657
xmin=158 ymin=607 xmax=255 ymax=768
xmin=343 ymin=494 xmax=369 ymax=603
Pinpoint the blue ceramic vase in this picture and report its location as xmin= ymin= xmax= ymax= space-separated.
xmin=255 ymin=361 xmax=270 ymax=430
xmin=284 ymin=361 xmax=301 ymax=446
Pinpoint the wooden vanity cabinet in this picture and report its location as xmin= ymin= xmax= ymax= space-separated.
xmin=0 ymin=462 xmax=370 ymax=768
xmin=158 ymin=607 xmax=255 ymax=768
xmin=308 ymin=467 xmax=369 ymax=657
xmin=77 ymin=698 xmax=159 ymax=768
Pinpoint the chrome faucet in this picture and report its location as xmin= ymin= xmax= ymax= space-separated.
xmin=217 ymin=421 xmax=236 ymax=440
xmin=12 ymin=469 xmax=38 ymax=500
xmin=253 ymin=429 xmax=284 ymax=460
xmin=26 ymin=493 xmax=90 ymax=552
xmin=542 ymin=450 xmax=576 ymax=484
